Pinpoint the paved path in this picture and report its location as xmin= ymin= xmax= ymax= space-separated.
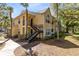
xmin=0 ymin=39 xmax=20 ymax=56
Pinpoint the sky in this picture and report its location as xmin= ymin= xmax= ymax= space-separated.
xmin=7 ymin=3 xmax=50 ymax=18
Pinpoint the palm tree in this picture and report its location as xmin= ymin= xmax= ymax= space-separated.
xmin=6 ymin=6 xmax=13 ymax=38
xmin=21 ymin=3 xmax=33 ymax=56
xmin=21 ymin=3 xmax=29 ymax=39
xmin=0 ymin=4 xmax=13 ymax=44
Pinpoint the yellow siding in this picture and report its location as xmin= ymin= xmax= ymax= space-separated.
xmin=44 ymin=8 xmax=53 ymax=29
xmin=33 ymin=14 xmax=44 ymax=25
xmin=11 ymin=8 xmax=56 ymax=39
xmin=12 ymin=25 xmax=18 ymax=36
xmin=14 ymin=12 xmax=34 ymax=38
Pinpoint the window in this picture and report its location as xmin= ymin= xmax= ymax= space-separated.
xmin=18 ymin=31 xmax=20 ymax=34
xmin=18 ymin=28 xmax=20 ymax=34
xmin=46 ymin=31 xmax=50 ymax=35
xmin=30 ymin=18 xmax=33 ymax=26
xmin=46 ymin=29 xmax=51 ymax=35
xmin=18 ymin=19 xmax=20 ymax=24
xmin=46 ymin=15 xmax=50 ymax=23
xmin=51 ymin=29 xmax=53 ymax=32
xmin=47 ymin=15 xmax=49 ymax=18
xmin=23 ymin=27 xmax=25 ymax=35
xmin=23 ymin=16 xmax=25 ymax=25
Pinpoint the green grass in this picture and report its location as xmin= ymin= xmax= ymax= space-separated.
xmin=0 ymin=36 xmax=5 ymax=41
xmin=72 ymin=34 xmax=79 ymax=40
xmin=0 ymin=43 xmax=5 ymax=50
xmin=44 ymin=32 xmax=67 ymax=40
xmin=74 ymin=33 xmax=79 ymax=35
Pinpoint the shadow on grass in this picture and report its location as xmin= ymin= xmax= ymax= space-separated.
xmin=14 ymin=41 xmax=40 ymax=56
xmin=21 ymin=41 xmax=40 ymax=49
xmin=42 ymin=39 xmax=79 ymax=49
xmin=72 ymin=35 xmax=79 ymax=40
xmin=39 ymin=33 xmax=79 ymax=49
xmin=13 ymin=37 xmax=79 ymax=56
xmin=12 ymin=33 xmax=79 ymax=49
xmin=12 ymin=38 xmax=40 ymax=49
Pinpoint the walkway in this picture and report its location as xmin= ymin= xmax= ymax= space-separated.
xmin=0 ymin=39 xmax=20 ymax=56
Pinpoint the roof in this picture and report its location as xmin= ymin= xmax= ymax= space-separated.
xmin=21 ymin=7 xmax=50 ymax=15
xmin=14 ymin=7 xmax=53 ymax=19
xmin=35 ymin=7 xmax=49 ymax=13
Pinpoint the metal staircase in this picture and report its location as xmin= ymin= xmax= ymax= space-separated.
xmin=27 ymin=25 xmax=43 ymax=43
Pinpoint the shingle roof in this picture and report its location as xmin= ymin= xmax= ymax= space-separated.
xmin=14 ymin=7 xmax=53 ymax=19
xmin=21 ymin=7 xmax=49 ymax=15
xmin=35 ymin=7 xmax=49 ymax=13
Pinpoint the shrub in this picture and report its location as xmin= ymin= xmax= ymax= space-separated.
xmin=44 ymin=36 xmax=53 ymax=40
xmin=52 ymin=31 xmax=66 ymax=39
xmin=59 ymin=32 xmax=65 ymax=37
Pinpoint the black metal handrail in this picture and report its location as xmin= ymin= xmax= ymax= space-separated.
xmin=27 ymin=25 xmax=43 ymax=43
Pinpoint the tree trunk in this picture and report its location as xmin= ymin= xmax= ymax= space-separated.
xmin=10 ymin=12 xmax=12 ymax=38
xmin=66 ymin=26 xmax=69 ymax=33
xmin=56 ymin=3 xmax=59 ymax=40
xmin=65 ymin=21 xmax=70 ymax=33
xmin=72 ymin=26 xmax=74 ymax=33
xmin=26 ymin=8 xmax=28 ymax=39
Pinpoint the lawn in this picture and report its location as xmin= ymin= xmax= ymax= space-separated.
xmin=0 ymin=36 xmax=6 ymax=41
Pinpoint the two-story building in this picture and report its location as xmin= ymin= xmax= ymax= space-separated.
xmin=9 ymin=8 xmax=57 ymax=40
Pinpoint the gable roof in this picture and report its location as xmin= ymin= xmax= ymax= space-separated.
xmin=14 ymin=7 xmax=53 ymax=19
xmin=34 ymin=7 xmax=49 ymax=13
xmin=21 ymin=7 xmax=51 ymax=15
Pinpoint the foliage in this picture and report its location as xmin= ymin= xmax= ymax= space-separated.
xmin=0 ymin=3 xmax=13 ymax=32
xmin=57 ymin=3 xmax=79 ymax=33
xmin=21 ymin=3 xmax=28 ymax=8
xmin=44 ymin=31 xmax=67 ymax=40
xmin=44 ymin=36 xmax=53 ymax=40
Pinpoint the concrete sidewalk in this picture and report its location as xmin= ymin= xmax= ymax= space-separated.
xmin=0 ymin=39 xmax=20 ymax=56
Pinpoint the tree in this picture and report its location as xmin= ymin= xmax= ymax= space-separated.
xmin=6 ymin=6 xmax=13 ymax=37
xmin=0 ymin=3 xmax=9 ymax=31
xmin=51 ymin=3 xmax=79 ymax=35
xmin=21 ymin=3 xmax=29 ymax=39
xmin=50 ymin=3 xmax=60 ymax=39
xmin=59 ymin=3 xmax=79 ymax=33
xmin=21 ymin=3 xmax=34 ymax=55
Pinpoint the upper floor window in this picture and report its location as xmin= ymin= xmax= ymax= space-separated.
xmin=23 ymin=27 xmax=25 ymax=35
xmin=47 ymin=15 xmax=50 ymax=19
xmin=23 ymin=16 xmax=25 ymax=25
xmin=18 ymin=19 xmax=20 ymax=24
xmin=46 ymin=15 xmax=50 ymax=23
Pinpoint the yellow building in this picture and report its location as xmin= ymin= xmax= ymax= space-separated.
xmin=11 ymin=8 xmax=57 ymax=39
xmin=7 ymin=22 xmax=18 ymax=37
